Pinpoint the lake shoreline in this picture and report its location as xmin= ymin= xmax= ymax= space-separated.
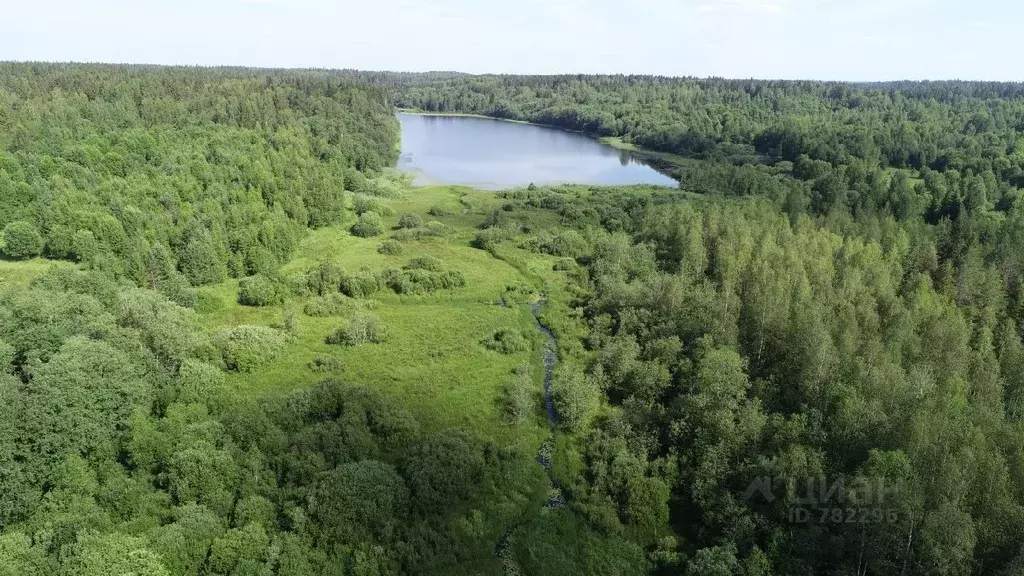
xmin=396 ymin=108 xmax=682 ymax=185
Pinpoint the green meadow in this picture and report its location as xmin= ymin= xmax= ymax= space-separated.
xmin=196 ymin=185 xmax=565 ymax=446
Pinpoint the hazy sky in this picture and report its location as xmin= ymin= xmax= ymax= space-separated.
xmin=1 ymin=0 xmax=1021 ymax=80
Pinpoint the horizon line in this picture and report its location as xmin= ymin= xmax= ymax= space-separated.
xmin=2 ymin=59 xmax=1022 ymax=85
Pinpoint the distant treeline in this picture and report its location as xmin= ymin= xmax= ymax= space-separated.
xmin=348 ymin=72 xmax=1024 ymax=220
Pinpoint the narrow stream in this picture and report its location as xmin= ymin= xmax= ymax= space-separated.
xmin=528 ymin=300 xmax=564 ymax=502
xmin=532 ymin=302 xmax=559 ymax=429
xmin=495 ymin=300 xmax=566 ymax=572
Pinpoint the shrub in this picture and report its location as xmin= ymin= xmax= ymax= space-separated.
xmin=377 ymin=240 xmax=404 ymax=255
xmin=402 ymin=431 xmax=485 ymax=513
xmin=472 ymin=227 xmax=516 ymax=252
xmin=72 ymin=230 xmax=99 ymax=262
xmin=238 ymin=274 xmax=286 ymax=307
xmin=326 ymin=314 xmax=387 ymax=346
xmin=382 ymin=268 xmax=466 ymax=295
xmin=398 ymin=213 xmax=423 ymax=229
xmin=501 ymin=283 xmax=535 ymax=305
xmin=303 ymin=292 xmax=357 ymax=317
xmin=379 ymin=269 xmax=414 ymax=295
xmin=340 ymin=270 xmax=382 ymax=298
xmin=518 ymin=233 xmax=544 ymax=253
xmin=500 ymin=369 xmax=535 ymax=424
xmin=481 ymin=209 xmax=513 ymax=229
xmin=351 ymin=212 xmax=385 ymax=238
xmin=404 ymin=255 xmax=444 ymax=272
xmin=158 ymin=271 xmax=199 ymax=309
xmin=305 ymin=186 xmax=346 ymax=228
xmin=551 ymin=365 xmax=600 ymax=431
xmin=179 ymin=231 xmax=227 ymax=286
xmin=424 ymin=221 xmax=447 ymax=236
xmin=390 ymin=229 xmax=419 ymax=242
xmin=308 ymin=460 xmax=408 ymax=545
xmin=427 ymin=205 xmax=454 ymax=217
xmin=305 ymin=260 xmax=345 ymax=296
xmin=543 ymin=230 xmax=589 ymax=258
xmin=391 ymin=221 xmax=448 ymax=241
xmin=357 ymin=171 xmax=407 ymax=197
xmin=282 ymin=272 xmax=311 ymax=298
xmin=309 ymin=355 xmax=344 ymax=373
xmin=553 ymin=258 xmax=577 ymax=271
xmin=282 ymin=303 xmax=300 ymax=338
xmin=353 ymin=194 xmax=396 ymax=217
xmin=214 ymin=325 xmax=287 ymax=372
xmin=176 ymin=359 xmax=227 ymax=405
xmin=345 ymin=168 xmax=370 ymax=194
xmin=2 ymin=221 xmax=43 ymax=259
xmin=482 ymin=329 xmax=530 ymax=355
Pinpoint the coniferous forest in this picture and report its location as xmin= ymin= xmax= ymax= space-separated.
xmin=2 ymin=63 xmax=1024 ymax=575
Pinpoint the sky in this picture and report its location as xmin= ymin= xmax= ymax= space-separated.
xmin=1 ymin=0 xmax=1021 ymax=81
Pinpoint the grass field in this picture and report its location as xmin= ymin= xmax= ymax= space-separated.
xmin=0 ymin=257 xmax=72 ymax=286
xmin=0 ymin=184 xmax=574 ymax=450
xmin=0 ymin=181 xmax=638 ymax=574
xmin=196 ymin=185 xmax=565 ymax=448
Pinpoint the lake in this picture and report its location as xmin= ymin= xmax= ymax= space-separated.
xmin=396 ymin=112 xmax=678 ymax=190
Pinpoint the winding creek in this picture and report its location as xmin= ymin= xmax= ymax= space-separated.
xmin=530 ymin=301 xmax=566 ymax=507
xmin=531 ymin=301 xmax=559 ymax=430
xmin=495 ymin=300 xmax=566 ymax=570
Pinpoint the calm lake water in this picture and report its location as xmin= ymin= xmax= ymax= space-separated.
xmin=396 ymin=112 xmax=677 ymax=190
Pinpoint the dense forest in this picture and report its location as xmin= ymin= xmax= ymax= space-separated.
xmin=357 ymin=72 xmax=1024 ymax=574
xmin=369 ymin=73 xmax=1024 ymax=222
xmin=3 ymin=63 xmax=1024 ymax=575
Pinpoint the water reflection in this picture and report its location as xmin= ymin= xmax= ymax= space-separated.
xmin=397 ymin=113 xmax=677 ymax=190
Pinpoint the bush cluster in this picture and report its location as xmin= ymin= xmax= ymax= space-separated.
xmin=214 ymin=325 xmax=287 ymax=372
xmin=303 ymin=292 xmax=358 ymax=317
xmin=427 ymin=205 xmax=454 ymax=217
xmin=481 ymin=209 xmax=514 ymax=229
xmin=353 ymin=194 xmax=396 ymax=217
xmin=390 ymin=220 xmax=448 ymax=241
xmin=377 ymin=239 xmax=405 ymax=255
xmin=382 ymin=268 xmax=466 ymax=295
xmin=481 ymin=329 xmax=531 ymax=355
xmin=472 ymin=227 xmax=516 ymax=252
xmin=309 ymin=354 xmax=345 ymax=373
xmin=305 ymin=260 xmax=345 ymax=296
xmin=499 ymin=365 xmax=535 ymax=424
xmin=351 ymin=211 xmax=385 ymax=238
xmin=326 ymin=314 xmax=387 ymax=346
xmin=340 ymin=270 xmax=384 ymax=298
xmin=333 ymin=258 xmax=465 ymax=297
xmin=398 ymin=213 xmax=423 ymax=229
xmin=524 ymin=230 xmax=590 ymax=259
xmin=237 ymin=274 xmax=287 ymax=307
xmin=157 ymin=271 xmax=198 ymax=309
xmin=404 ymin=255 xmax=444 ymax=272
xmin=2 ymin=221 xmax=44 ymax=259
xmin=552 ymin=257 xmax=577 ymax=271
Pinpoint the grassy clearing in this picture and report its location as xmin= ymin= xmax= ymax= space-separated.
xmin=197 ymin=185 xmax=557 ymax=446
xmin=0 ymin=258 xmax=73 ymax=287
